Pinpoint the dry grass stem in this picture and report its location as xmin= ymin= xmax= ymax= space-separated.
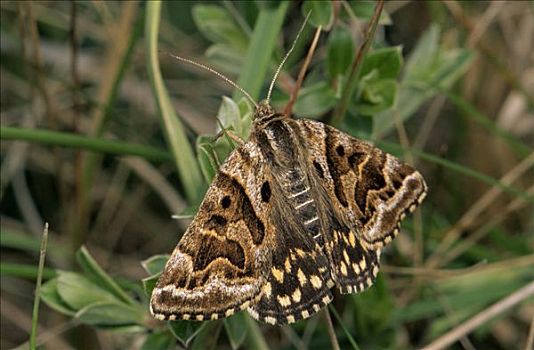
xmin=423 ymin=281 xmax=534 ymax=350
xmin=427 ymin=151 xmax=534 ymax=268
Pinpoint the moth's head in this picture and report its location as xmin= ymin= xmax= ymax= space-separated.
xmin=253 ymin=99 xmax=275 ymax=121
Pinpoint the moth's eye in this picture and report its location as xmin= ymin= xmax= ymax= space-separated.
xmin=221 ymin=196 xmax=231 ymax=208
xmin=336 ymin=145 xmax=345 ymax=156
xmin=261 ymin=181 xmax=271 ymax=202
xmin=313 ymin=160 xmax=325 ymax=179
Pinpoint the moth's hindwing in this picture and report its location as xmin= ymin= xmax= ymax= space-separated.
xmin=295 ymin=119 xmax=427 ymax=292
xmin=247 ymin=216 xmax=334 ymax=325
xmin=150 ymin=143 xmax=273 ymax=321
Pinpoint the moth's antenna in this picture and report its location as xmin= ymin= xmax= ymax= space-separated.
xmin=266 ymin=11 xmax=312 ymax=103
xmin=166 ymin=53 xmax=258 ymax=108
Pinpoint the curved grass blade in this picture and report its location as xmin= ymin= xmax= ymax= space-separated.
xmin=146 ymin=1 xmax=206 ymax=204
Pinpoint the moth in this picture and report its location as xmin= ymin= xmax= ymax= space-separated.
xmin=150 ymin=34 xmax=427 ymax=327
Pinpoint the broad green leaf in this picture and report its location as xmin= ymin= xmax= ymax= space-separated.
xmin=142 ymin=255 xmax=170 ymax=276
xmin=56 ymin=271 xmax=120 ymax=311
xmin=293 ymin=81 xmax=338 ymax=118
xmin=224 ymin=312 xmax=249 ymax=349
xmin=75 ymin=301 xmax=144 ymax=326
xmin=168 ymin=320 xmax=209 ymax=348
xmin=360 ymin=46 xmax=403 ymax=80
xmin=356 ymin=79 xmax=397 ymax=116
xmin=373 ymin=25 xmax=473 ymax=137
xmin=192 ymin=5 xmax=248 ymax=50
xmin=327 ymin=25 xmax=355 ymax=78
xmin=40 ymin=278 xmax=76 ymax=316
xmin=76 ymin=246 xmax=135 ymax=305
xmin=217 ymin=97 xmax=242 ymax=134
xmin=142 ymin=274 xmax=160 ymax=296
xmin=205 ymin=43 xmax=246 ymax=76
xmin=302 ymin=1 xmax=333 ymax=27
xmin=142 ymin=330 xmax=175 ymax=350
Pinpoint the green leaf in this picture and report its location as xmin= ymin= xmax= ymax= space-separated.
xmin=192 ymin=5 xmax=248 ymax=50
xmin=224 ymin=312 xmax=249 ymax=350
xmin=56 ymin=271 xmax=120 ymax=311
xmin=356 ymin=79 xmax=397 ymax=116
xmin=327 ymin=25 xmax=355 ymax=78
xmin=168 ymin=320 xmax=209 ymax=348
xmin=217 ymin=97 xmax=241 ymax=131
xmin=0 ymin=262 xmax=56 ymax=280
xmin=373 ymin=25 xmax=473 ymax=137
xmin=76 ymin=246 xmax=136 ymax=305
xmin=75 ymin=301 xmax=144 ymax=327
xmin=233 ymin=2 xmax=289 ymax=101
xmin=351 ymin=1 xmax=392 ymax=25
xmin=142 ymin=274 xmax=160 ymax=297
xmin=142 ymin=255 xmax=169 ymax=276
xmin=302 ymin=1 xmax=333 ymax=27
xmin=40 ymin=278 xmax=76 ymax=316
xmin=360 ymin=46 xmax=403 ymax=80
xmin=293 ymin=81 xmax=338 ymax=118
xmin=142 ymin=330 xmax=175 ymax=350
xmin=146 ymin=1 xmax=206 ymax=205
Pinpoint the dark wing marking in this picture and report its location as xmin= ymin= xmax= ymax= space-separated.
xmin=294 ymin=119 xmax=426 ymax=292
xmin=151 ymin=142 xmax=272 ymax=321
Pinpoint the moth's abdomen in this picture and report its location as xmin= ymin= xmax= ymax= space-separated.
xmin=280 ymin=169 xmax=322 ymax=239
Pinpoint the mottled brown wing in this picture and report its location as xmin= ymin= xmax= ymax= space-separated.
xmin=150 ymin=143 xmax=273 ymax=321
xmin=246 ymin=206 xmax=334 ymax=325
xmin=295 ymin=119 xmax=427 ymax=293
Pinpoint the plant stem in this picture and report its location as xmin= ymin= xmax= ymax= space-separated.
xmin=330 ymin=0 xmax=384 ymax=127
xmin=29 ymin=223 xmax=49 ymax=350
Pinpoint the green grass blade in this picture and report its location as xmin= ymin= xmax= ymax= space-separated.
xmin=29 ymin=223 xmax=49 ymax=350
xmin=377 ymin=141 xmax=533 ymax=203
xmin=76 ymin=246 xmax=136 ymax=306
xmin=328 ymin=305 xmax=361 ymax=350
xmin=233 ymin=1 xmax=289 ymax=101
xmin=146 ymin=0 xmax=205 ymax=204
xmin=1 ymin=262 xmax=56 ymax=280
xmin=1 ymin=127 xmax=172 ymax=163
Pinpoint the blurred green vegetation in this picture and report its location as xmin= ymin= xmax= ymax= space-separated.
xmin=1 ymin=1 xmax=533 ymax=349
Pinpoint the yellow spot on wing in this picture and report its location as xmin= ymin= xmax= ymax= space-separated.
xmin=340 ymin=261 xmax=348 ymax=276
xmin=277 ymin=295 xmax=291 ymax=307
xmin=292 ymin=288 xmax=302 ymax=303
xmin=287 ymin=315 xmax=295 ymax=323
xmin=272 ymin=267 xmax=284 ymax=283
xmin=297 ymin=268 xmax=307 ymax=286
xmin=263 ymin=282 xmax=272 ymax=299
xmin=310 ymin=275 xmax=322 ymax=289
xmin=348 ymin=231 xmax=356 ymax=248
xmin=284 ymin=258 xmax=291 ymax=273
xmin=359 ymin=258 xmax=367 ymax=271
xmin=264 ymin=316 xmax=276 ymax=324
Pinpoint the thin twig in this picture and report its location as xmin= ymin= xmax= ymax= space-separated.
xmin=284 ymin=25 xmax=322 ymax=116
xmin=324 ymin=307 xmax=341 ymax=350
xmin=526 ymin=314 xmax=534 ymax=350
xmin=30 ymin=223 xmax=49 ymax=350
xmin=426 ymin=151 xmax=534 ymax=268
xmin=423 ymin=281 xmax=534 ymax=350
xmin=330 ymin=0 xmax=384 ymax=126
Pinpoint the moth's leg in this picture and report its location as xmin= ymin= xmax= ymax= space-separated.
xmin=214 ymin=129 xmax=245 ymax=147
